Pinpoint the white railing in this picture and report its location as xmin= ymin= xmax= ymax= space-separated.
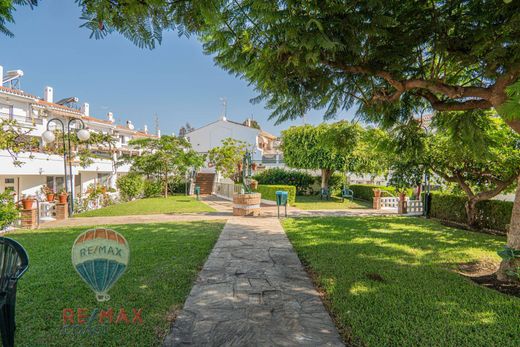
xmin=39 ymin=201 xmax=56 ymax=222
xmin=407 ymin=200 xmax=423 ymax=214
xmin=214 ymin=182 xmax=241 ymax=200
xmin=380 ymin=197 xmax=399 ymax=209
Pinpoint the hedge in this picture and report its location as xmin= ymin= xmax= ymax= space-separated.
xmin=254 ymin=168 xmax=313 ymax=195
xmin=254 ymin=184 xmax=296 ymax=206
xmin=428 ymin=192 xmax=512 ymax=234
xmin=349 ymin=184 xmax=414 ymax=202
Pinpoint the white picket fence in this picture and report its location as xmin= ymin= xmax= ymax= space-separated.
xmin=380 ymin=197 xmax=399 ymax=209
xmin=380 ymin=196 xmax=423 ymax=214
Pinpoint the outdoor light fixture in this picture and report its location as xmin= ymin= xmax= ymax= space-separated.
xmin=42 ymin=118 xmax=90 ymax=215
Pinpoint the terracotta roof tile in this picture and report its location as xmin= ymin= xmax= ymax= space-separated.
xmin=0 ymin=85 xmax=38 ymax=99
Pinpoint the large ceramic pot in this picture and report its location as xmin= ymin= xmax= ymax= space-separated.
xmin=46 ymin=193 xmax=55 ymax=202
xmin=21 ymin=198 xmax=35 ymax=210
xmin=232 ymin=193 xmax=261 ymax=216
xmin=58 ymin=193 xmax=68 ymax=204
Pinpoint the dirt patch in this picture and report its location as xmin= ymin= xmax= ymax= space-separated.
xmin=456 ymin=259 xmax=499 ymax=277
xmin=456 ymin=259 xmax=520 ymax=297
xmin=155 ymin=305 xmax=181 ymax=341
xmin=470 ymin=274 xmax=520 ymax=297
xmin=365 ymin=272 xmax=386 ymax=283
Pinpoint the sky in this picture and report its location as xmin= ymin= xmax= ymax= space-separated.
xmin=0 ymin=1 xmax=354 ymax=136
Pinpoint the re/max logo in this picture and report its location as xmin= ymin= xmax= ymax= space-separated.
xmin=61 ymin=308 xmax=143 ymax=336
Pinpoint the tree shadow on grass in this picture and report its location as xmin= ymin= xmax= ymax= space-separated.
xmin=6 ymin=221 xmax=225 ymax=347
xmin=284 ymin=216 xmax=518 ymax=347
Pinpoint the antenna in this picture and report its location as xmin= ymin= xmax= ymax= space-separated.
xmin=154 ymin=113 xmax=160 ymax=135
xmin=220 ymin=97 xmax=227 ymax=119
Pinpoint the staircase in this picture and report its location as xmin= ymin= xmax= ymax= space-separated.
xmin=194 ymin=173 xmax=215 ymax=195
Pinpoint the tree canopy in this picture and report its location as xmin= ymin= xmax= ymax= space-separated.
xmin=128 ymin=135 xmax=204 ymax=197
xmin=282 ymin=121 xmax=362 ymax=188
xmin=5 ymin=2 xmax=520 ymax=130
xmin=207 ymin=137 xmax=248 ymax=183
xmin=385 ymin=111 xmax=520 ymax=226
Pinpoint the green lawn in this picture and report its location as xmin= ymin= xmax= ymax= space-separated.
xmin=75 ymin=195 xmax=215 ymax=217
xmin=293 ymin=195 xmax=371 ymax=210
xmin=282 ymin=216 xmax=519 ymax=347
xmin=9 ymin=221 xmax=225 ymax=346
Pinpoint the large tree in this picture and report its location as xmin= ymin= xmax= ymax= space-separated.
xmin=208 ymin=137 xmax=248 ymax=183
xmin=6 ymin=0 xmax=520 ymax=277
xmin=387 ymin=112 xmax=520 ymax=229
xmin=128 ymin=135 xmax=203 ymax=197
xmin=281 ymin=122 xmax=359 ymax=190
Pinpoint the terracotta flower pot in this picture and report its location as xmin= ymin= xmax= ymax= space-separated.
xmin=21 ymin=198 xmax=34 ymax=210
xmin=250 ymin=180 xmax=258 ymax=190
xmin=251 ymin=163 xmax=257 ymax=171
xmin=373 ymin=189 xmax=381 ymax=198
xmin=101 ymin=186 xmax=107 ymax=194
xmin=46 ymin=193 xmax=55 ymax=202
xmin=58 ymin=193 xmax=68 ymax=204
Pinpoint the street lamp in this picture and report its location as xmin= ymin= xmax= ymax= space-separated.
xmin=42 ymin=118 xmax=90 ymax=216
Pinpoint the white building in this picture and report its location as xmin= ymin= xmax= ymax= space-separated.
xmin=0 ymin=64 xmax=156 ymax=201
xmin=187 ymin=116 xmax=283 ymax=171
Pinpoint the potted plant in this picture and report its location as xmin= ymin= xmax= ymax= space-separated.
xmin=101 ymin=186 xmax=107 ymax=194
xmin=41 ymin=185 xmax=55 ymax=202
xmin=373 ymin=188 xmax=381 ymax=198
xmin=251 ymin=162 xmax=258 ymax=171
xmin=58 ymin=188 xmax=68 ymax=204
xmin=21 ymin=195 xmax=35 ymax=210
xmin=250 ymin=179 xmax=258 ymax=190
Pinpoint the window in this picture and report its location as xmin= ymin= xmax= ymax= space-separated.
xmin=46 ymin=176 xmax=65 ymax=192
xmin=98 ymin=173 xmax=110 ymax=186
xmin=4 ymin=178 xmax=14 ymax=184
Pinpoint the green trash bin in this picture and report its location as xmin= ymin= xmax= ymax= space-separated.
xmin=275 ymin=191 xmax=288 ymax=218
xmin=194 ymin=186 xmax=200 ymax=200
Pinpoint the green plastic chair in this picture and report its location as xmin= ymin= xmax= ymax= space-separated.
xmin=341 ymin=188 xmax=354 ymax=202
xmin=320 ymin=188 xmax=330 ymax=200
xmin=0 ymin=237 xmax=29 ymax=347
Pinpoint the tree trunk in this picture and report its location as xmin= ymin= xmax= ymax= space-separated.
xmin=497 ymin=175 xmax=520 ymax=281
xmin=164 ymin=172 xmax=168 ymax=198
xmin=321 ymin=169 xmax=332 ymax=189
xmin=465 ymin=198 xmax=479 ymax=228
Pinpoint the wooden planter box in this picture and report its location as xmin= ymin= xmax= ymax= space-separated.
xmin=232 ymin=193 xmax=261 ymax=216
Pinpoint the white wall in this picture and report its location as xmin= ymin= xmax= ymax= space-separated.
xmin=188 ymin=119 xmax=263 ymax=160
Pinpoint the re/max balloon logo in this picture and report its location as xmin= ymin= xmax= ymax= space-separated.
xmin=63 ymin=228 xmax=141 ymax=336
xmin=71 ymin=228 xmax=130 ymax=302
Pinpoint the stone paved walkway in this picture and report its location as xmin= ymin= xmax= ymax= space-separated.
xmin=163 ymin=217 xmax=344 ymax=346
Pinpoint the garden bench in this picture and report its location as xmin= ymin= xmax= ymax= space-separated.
xmin=320 ymin=188 xmax=330 ymax=200
xmin=341 ymin=188 xmax=354 ymax=202
xmin=0 ymin=237 xmax=29 ymax=347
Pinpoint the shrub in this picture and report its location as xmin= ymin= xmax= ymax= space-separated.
xmin=254 ymin=184 xmax=297 ymax=206
xmin=254 ymin=168 xmax=314 ymax=195
xmin=0 ymin=191 xmax=18 ymax=230
xmin=428 ymin=192 xmax=512 ymax=233
xmin=350 ymin=184 xmax=394 ymax=202
xmin=328 ymin=173 xmax=344 ymax=195
xmin=117 ymin=174 xmax=144 ymax=201
xmin=168 ymin=176 xmax=187 ymax=194
xmin=143 ymin=179 xmax=163 ymax=198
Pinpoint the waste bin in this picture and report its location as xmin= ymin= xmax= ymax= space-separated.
xmin=275 ymin=191 xmax=288 ymax=218
xmin=194 ymin=186 xmax=200 ymax=200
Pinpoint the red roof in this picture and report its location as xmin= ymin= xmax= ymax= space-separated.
xmin=1 ymin=85 xmax=156 ymax=137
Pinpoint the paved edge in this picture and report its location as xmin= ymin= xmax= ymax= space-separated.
xmin=163 ymin=217 xmax=344 ymax=347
